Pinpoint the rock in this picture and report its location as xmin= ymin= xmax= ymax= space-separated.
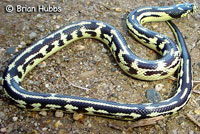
xmin=0 ymin=112 xmax=5 ymax=119
xmin=39 ymin=26 xmax=45 ymax=32
xmin=73 ymin=112 xmax=83 ymax=121
xmin=111 ymin=68 xmax=117 ymax=72
xmin=88 ymin=123 xmax=92 ymax=128
xmin=36 ymin=14 xmax=41 ymax=19
xmin=0 ymin=128 xmax=6 ymax=133
xmin=76 ymin=45 xmax=85 ymax=51
xmin=116 ymin=85 xmax=123 ymax=91
xmin=142 ymin=83 xmax=149 ymax=88
xmin=189 ymin=130 xmax=194 ymax=134
xmin=102 ymin=48 xmax=107 ymax=53
xmin=111 ymin=93 xmax=118 ymax=98
xmin=115 ymin=8 xmax=121 ymax=12
xmin=5 ymin=46 xmax=16 ymax=55
xmin=93 ymin=55 xmax=102 ymax=62
xmin=54 ymin=120 xmax=63 ymax=128
xmin=39 ymin=61 xmax=47 ymax=68
xmin=145 ymin=89 xmax=162 ymax=103
xmin=155 ymin=83 xmax=165 ymax=92
xmin=53 ymin=15 xmax=57 ymax=20
xmin=39 ymin=111 xmax=47 ymax=116
xmin=42 ymin=127 xmax=48 ymax=131
xmin=57 ymin=15 xmax=62 ymax=21
xmin=55 ymin=110 xmax=64 ymax=118
xmin=29 ymin=32 xmax=37 ymax=40
xmin=194 ymin=109 xmax=200 ymax=115
xmin=197 ymin=62 xmax=200 ymax=68
xmin=28 ymin=80 xmax=41 ymax=86
xmin=18 ymin=41 xmax=26 ymax=49
xmin=12 ymin=116 xmax=18 ymax=122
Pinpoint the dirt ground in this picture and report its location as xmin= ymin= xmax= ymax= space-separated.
xmin=0 ymin=0 xmax=200 ymax=134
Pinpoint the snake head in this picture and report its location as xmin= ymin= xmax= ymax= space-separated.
xmin=166 ymin=3 xmax=197 ymax=18
xmin=180 ymin=3 xmax=198 ymax=17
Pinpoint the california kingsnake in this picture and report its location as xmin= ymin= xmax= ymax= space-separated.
xmin=2 ymin=3 xmax=197 ymax=120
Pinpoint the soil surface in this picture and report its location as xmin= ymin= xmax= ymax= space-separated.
xmin=0 ymin=0 xmax=200 ymax=134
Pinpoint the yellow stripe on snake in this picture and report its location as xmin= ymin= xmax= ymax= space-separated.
xmin=2 ymin=3 xmax=197 ymax=120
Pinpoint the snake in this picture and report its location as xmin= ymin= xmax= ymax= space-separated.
xmin=2 ymin=3 xmax=197 ymax=120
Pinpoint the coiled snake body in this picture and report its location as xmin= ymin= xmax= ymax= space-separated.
xmin=2 ymin=3 xmax=197 ymax=120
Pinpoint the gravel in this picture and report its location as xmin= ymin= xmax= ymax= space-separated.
xmin=0 ymin=0 xmax=199 ymax=133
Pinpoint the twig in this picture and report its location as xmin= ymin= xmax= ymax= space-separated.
xmin=187 ymin=113 xmax=200 ymax=127
xmin=131 ymin=116 xmax=164 ymax=128
xmin=193 ymin=80 xmax=200 ymax=83
xmin=192 ymin=83 xmax=200 ymax=94
xmin=61 ymin=74 xmax=91 ymax=91
xmin=193 ymin=90 xmax=200 ymax=94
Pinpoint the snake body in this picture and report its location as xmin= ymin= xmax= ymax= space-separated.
xmin=2 ymin=3 xmax=197 ymax=120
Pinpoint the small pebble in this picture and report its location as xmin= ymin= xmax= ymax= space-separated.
xmin=197 ymin=62 xmax=200 ymax=68
xmin=19 ymin=41 xmax=26 ymax=48
xmin=73 ymin=112 xmax=83 ymax=121
xmin=115 ymin=7 xmax=121 ymax=12
xmin=0 ymin=48 xmax=5 ymax=54
xmin=36 ymin=14 xmax=41 ymax=19
xmin=39 ymin=61 xmax=47 ymax=68
xmin=53 ymin=15 xmax=57 ymax=20
xmin=54 ymin=120 xmax=63 ymax=128
xmin=28 ymin=80 xmax=41 ymax=86
xmin=34 ymin=122 xmax=38 ymax=127
xmin=116 ymin=85 xmax=123 ymax=91
xmin=0 ymin=112 xmax=5 ymax=119
xmin=45 ymin=84 xmax=49 ymax=88
xmin=146 ymin=89 xmax=162 ymax=103
xmin=111 ymin=93 xmax=118 ymax=98
xmin=39 ymin=111 xmax=47 ymax=116
xmin=55 ymin=110 xmax=64 ymax=118
xmin=54 ymin=25 xmax=60 ymax=30
xmin=155 ymin=83 xmax=165 ymax=92
xmin=88 ymin=123 xmax=92 ymax=128
xmin=111 ymin=68 xmax=117 ymax=72
xmin=0 ymin=128 xmax=6 ymax=133
xmin=102 ymin=48 xmax=107 ymax=53
xmin=56 ymin=58 xmax=61 ymax=64
xmin=39 ymin=26 xmax=45 ymax=32
xmin=42 ymin=127 xmax=48 ymax=131
xmin=57 ymin=15 xmax=62 ymax=21
xmin=5 ymin=46 xmax=16 ymax=55
xmin=194 ymin=109 xmax=200 ymax=115
xmin=76 ymin=45 xmax=85 ymax=51
xmin=189 ymin=130 xmax=194 ymax=134
xmin=29 ymin=32 xmax=37 ymax=40
xmin=93 ymin=55 xmax=102 ymax=62
xmin=152 ymin=24 xmax=158 ymax=29
xmin=142 ymin=83 xmax=149 ymax=88
xmin=12 ymin=116 xmax=18 ymax=122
